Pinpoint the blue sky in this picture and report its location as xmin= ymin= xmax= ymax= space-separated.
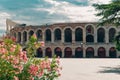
xmin=0 ymin=0 xmax=111 ymax=36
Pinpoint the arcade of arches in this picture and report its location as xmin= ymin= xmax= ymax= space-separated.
xmin=16 ymin=26 xmax=116 ymax=44
xmin=11 ymin=23 xmax=119 ymax=58
xmin=36 ymin=47 xmax=117 ymax=58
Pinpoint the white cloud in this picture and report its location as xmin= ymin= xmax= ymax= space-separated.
xmin=89 ymin=0 xmax=111 ymax=4
xmin=58 ymin=5 xmax=98 ymax=22
xmin=36 ymin=0 xmax=99 ymax=22
xmin=0 ymin=12 xmax=11 ymax=30
xmin=0 ymin=0 xmax=112 ymax=36
xmin=44 ymin=0 xmax=61 ymax=6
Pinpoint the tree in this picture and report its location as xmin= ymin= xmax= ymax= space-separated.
xmin=93 ymin=0 xmax=120 ymax=51
xmin=93 ymin=0 xmax=120 ymax=26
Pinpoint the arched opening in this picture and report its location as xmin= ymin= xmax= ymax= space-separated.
xmin=14 ymin=33 xmax=16 ymax=38
xmin=64 ymin=28 xmax=72 ymax=42
xmin=23 ymin=31 xmax=27 ymax=42
xmin=109 ymin=28 xmax=116 ymax=42
xmin=45 ymin=29 xmax=51 ymax=42
xmin=98 ymin=47 xmax=106 ymax=58
xmin=86 ymin=25 xmax=94 ymax=34
xmin=18 ymin=32 xmax=21 ymax=43
xmin=75 ymin=47 xmax=83 ymax=58
xmin=86 ymin=47 xmax=94 ymax=58
xmin=75 ymin=28 xmax=83 ymax=41
xmin=36 ymin=48 xmax=43 ymax=58
xmin=45 ymin=47 xmax=52 ymax=58
xmin=54 ymin=29 xmax=61 ymax=41
xmin=36 ymin=30 xmax=42 ymax=41
xmin=29 ymin=30 xmax=34 ymax=39
xmin=54 ymin=47 xmax=62 ymax=57
xmin=86 ymin=35 xmax=94 ymax=42
xmin=109 ymin=47 xmax=117 ymax=58
xmin=97 ymin=28 xmax=105 ymax=43
xmin=86 ymin=25 xmax=94 ymax=43
xmin=64 ymin=47 xmax=72 ymax=58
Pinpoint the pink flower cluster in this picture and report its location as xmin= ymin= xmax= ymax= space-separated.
xmin=29 ymin=65 xmax=39 ymax=76
xmin=0 ymin=36 xmax=61 ymax=80
xmin=28 ymin=58 xmax=62 ymax=80
xmin=0 ymin=42 xmax=28 ymax=74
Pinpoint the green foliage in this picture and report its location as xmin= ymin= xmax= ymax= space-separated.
xmin=93 ymin=0 xmax=120 ymax=51
xmin=0 ymin=35 xmax=61 ymax=80
xmin=93 ymin=0 xmax=120 ymax=26
xmin=115 ymin=32 xmax=120 ymax=51
xmin=26 ymin=35 xmax=38 ymax=58
xmin=18 ymin=59 xmax=32 ymax=80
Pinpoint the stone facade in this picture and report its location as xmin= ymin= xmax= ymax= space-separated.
xmin=8 ymin=20 xmax=120 ymax=58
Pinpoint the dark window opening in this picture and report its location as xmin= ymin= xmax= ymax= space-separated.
xmin=109 ymin=28 xmax=116 ymax=42
xmin=46 ymin=29 xmax=51 ymax=42
xmin=75 ymin=28 xmax=83 ymax=41
xmin=97 ymin=28 xmax=105 ymax=43
xmin=54 ymin=29 xmax=61 ymax=41
xmin=64 ymin=28 xmax=72 ymax=42
xmin=86 ymin=35 xmax=94 ymax=42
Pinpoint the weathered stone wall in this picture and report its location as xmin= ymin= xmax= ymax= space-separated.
xmin=8 ymin=19 xmax=120 ymax=58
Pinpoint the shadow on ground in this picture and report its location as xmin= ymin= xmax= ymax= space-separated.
xmin=98 ymin=65 xmax=120 ymax=74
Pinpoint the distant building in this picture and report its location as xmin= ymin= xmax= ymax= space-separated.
xmin=7 ymin=19 xmax=120 ymax=58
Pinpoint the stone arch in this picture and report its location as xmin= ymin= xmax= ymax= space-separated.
xmin=54 ymin=47 xmax=62 ymax=57
xmin=29 ymin=30 xmax=34 ymax=39
xmin=85 ymin=24 xmax=95 ymax=30
xmin=86 ymin=25 xmax=94 ymax=34
xmin=54 ymin=28 xmax=61 ymax=41
xmin=53 ymin=27 xmax=62 ymax=32
xmin=97 ymin=28 xmax=105 ymax=43
xmin=36 ymin=47 xmax=43 ymax=58
xmin=36 ymin=29 xmax=42 ymax=41
xmin=109 ymin=47 xmax=117 ymax=58
xmin=75 ymin=47 xmax=83 ymax=58
xmin=74 ymin=26 xmax=84 ymax=30
xmin=63 ymin=26 xmax=73 ymax=31
xmin=86 ymin=25 xmax=94 ymax=43
xmin=23 ymin=31 xmax=27 ymax=42
xmin=108 ymin=26 xmax=117 ymax=31
xmin=64 ymin=47 xmax=72 ymax=58
xmin=98 ymin=47 xmax=106 ymax=58
xmin=64 ymin=28 xmax=72 ymax=42
xmin=18 ymin=32 xmax=21 ymax=43
xmin=45 ymin=47 xmax=52 ymax=58
xmin=109 ymin=28 xmax=116 ymax=42
xmin=45 ymin=29 xmax=51 ymax=42
xmin=75 ymin=28 xmax=83 ymax=41
xmin=86 ymin=47 xmax=94 ymax=58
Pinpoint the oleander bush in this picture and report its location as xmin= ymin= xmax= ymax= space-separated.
xmin=0 ymin=35 xmax=62 ymax=80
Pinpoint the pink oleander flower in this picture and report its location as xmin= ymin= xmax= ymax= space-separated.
xmin=10 ymin=47 xmax=16 ymax=52
xmin=56 ymin=56 xmax=60 ymax=65
xmin=37 ymin=71 xmax=43 ymax=77
xmin=0 ymin=35 xmax=62 ymax=80
xmin=11 ymin=36 xmax=16 ymax=42
xmin=13 ymin=58 xmax=19 ymax=65
xmin=40 ymin=41 xmax=45 ymax=47
xmin=0 ymin=48 xmax=6 ymax=54
xmin=19 ymin=51 xmax=28 ymax=63
xmin=29 ymin=65 xmax=39 ymax=76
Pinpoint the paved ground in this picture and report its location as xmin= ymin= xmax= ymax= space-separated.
xmin=59 ymin=59 xmax=120 ymax=80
